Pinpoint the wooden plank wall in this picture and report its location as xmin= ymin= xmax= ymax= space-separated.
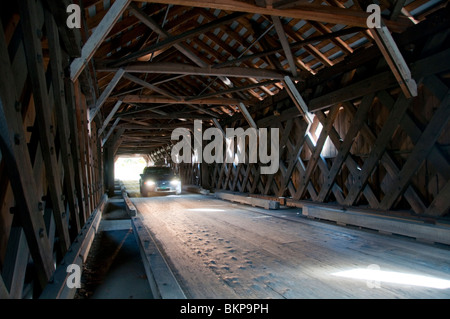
xmin=0 ymin=0 xmax=103 ymax=298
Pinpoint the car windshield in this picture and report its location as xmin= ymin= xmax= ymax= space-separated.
xmin=143 ymin=167 xmax=173 ymax=177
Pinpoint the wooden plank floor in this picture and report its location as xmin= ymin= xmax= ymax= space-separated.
xmin=132 ymin=194 xmax=450 ymax=299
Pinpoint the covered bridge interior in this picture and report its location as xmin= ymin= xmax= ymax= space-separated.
xmin=0 ymin=0 xmax=449 ymax=299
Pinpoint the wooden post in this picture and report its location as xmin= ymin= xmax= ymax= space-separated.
xmin=65 ymin=78 xmax=87 ymax=225
xmin=45 ymin=10 xmax=81 ymax=235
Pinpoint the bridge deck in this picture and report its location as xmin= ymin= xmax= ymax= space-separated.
xmin=131 ymin=193 xmax=450 ymax=299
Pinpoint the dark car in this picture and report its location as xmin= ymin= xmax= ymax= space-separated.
xmin=139 ymin=166 xmax=182 ymax=197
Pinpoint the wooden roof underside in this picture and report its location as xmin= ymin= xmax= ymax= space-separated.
xmin=79 ymin=0 xmax=447 ymax=154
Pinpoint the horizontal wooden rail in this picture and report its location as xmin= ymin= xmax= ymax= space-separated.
xmin=302 ymin=204 xmax=450 ymax=246
xmin=39 ymin=194 xmax=108 ymax=299
xmin=120 ymin=186 xmax=185 ymax=299
xmin=215 ymin=191 xmax=280 ymax=210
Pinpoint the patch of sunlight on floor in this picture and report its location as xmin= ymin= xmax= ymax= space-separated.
xmin=332 ymin=268 xmax=450 ymax=289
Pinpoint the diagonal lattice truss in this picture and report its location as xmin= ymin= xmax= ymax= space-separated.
xmin=206 ymin=73 xmax=449 ymax=217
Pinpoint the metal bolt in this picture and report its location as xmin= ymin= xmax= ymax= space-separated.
xmin=14 ymin=101 xmax=21 ymax=112
xmin=36 ymin=28 xmax=43 ymax=39
xmin=14 ymin=134 xmax=20 ymax=145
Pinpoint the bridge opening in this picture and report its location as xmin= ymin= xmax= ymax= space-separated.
xmin=114 ymin=155 xmax=148 ymax=182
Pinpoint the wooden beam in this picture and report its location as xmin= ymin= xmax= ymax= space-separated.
xmin=98 ymin=100 xmax=123 ymax=136
xmin=308 ymin=47 xmax=450 ymax=112
xmin=134 ymin=0 xmax=410 ymax=32
xmin=89 ymin=68 xmax=125 ymax=121
xmin=272 ymin=16 xmax=298 ymax=77
xmin=279 ymin=121 xmax=308 ymax=196
xmin=116 ymin=103 xmax=169 ymax=117
xmin=186 ymin=80 xmax=280 ymax=101
xmin=342 ymin=93 xmax=426 ymax=214
xmin=40 ymin=195 xmax=107 ymax=299
xmin=380 ymin=79 xmax=450 ymax=211
xmin=119 ymin=123 xmax=193 ymax=130
xmin=45 ymin=9 xmax=81 ymax=235
xmin=343 ymin=94 xmax=411 ymax=206
xmin=74 ymin=82 xmax=92 ymax=215
xmin=293 ymin=105 xmax=340 ymax=199
xmin=64 ymin=78 xmax=88 ymax=225
xmin=0 ymin=274 xmax=9 ymax=299
xmin=317 ymin=93 xmax=374 ymax=202
xmin=302 ymin=204 xmax=450 ymax=246
xmin=113 ymin=10 xmax=246 ymax=65
xmin=308 ymin=70 xmax=398 ymax=112
xmin=238 ymin=103 xmax=258 ymax=129
xmin=309 ymin=21 xmax=353 ymax=55
xmin=119 ymin=94 xmax=245 ymax=105
xmin=98 ymin=62 xmax=289 ymax=80
xmin=102 ymin=117 xmax=121 ymax=147
xmin=315 ymin=109 xmax=379 ymax=208
xmin=390 ymin=0 xmax=408 ymax=20
xmin=283 ymin=76 xmax=313 ymax=123
xmin=128 ymin=3 xmax=228 ymax=88
xmin=272 ymin=16 xmax=297 ymax=77
xmin=1 ymin=218 xmax=29 ymax=298
xmin=425 ymin=179 xmax=450 ymax=217
xmin=214 ymin=26 xmax=363 ymax=69
xmin=70 ymin=0 xmax=131 ymax=81
xmin=122 ymin=72 xmax=181 ymax=101
xmin=121 ymin=113 xmax=219 ymax=120
xmin=369 ymin=23 xmax=417 ymax=98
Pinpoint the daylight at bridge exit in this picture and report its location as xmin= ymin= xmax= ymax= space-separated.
xmin=0 ymin=0 xmax=450 ymax=307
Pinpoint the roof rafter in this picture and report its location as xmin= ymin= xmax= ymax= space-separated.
xmin=133 ymin=0 xmax=411 ymax=32
xmin=97 ymin=62 xmax=291 ymax=80
xmin=112 ymin=10 xmax=246 ymax=66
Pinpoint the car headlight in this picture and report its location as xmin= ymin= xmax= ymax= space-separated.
xmin=145 ymin=180 xmax=155 ymax=186
xmin=170 ymin=179 xmax=181 ymax=186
